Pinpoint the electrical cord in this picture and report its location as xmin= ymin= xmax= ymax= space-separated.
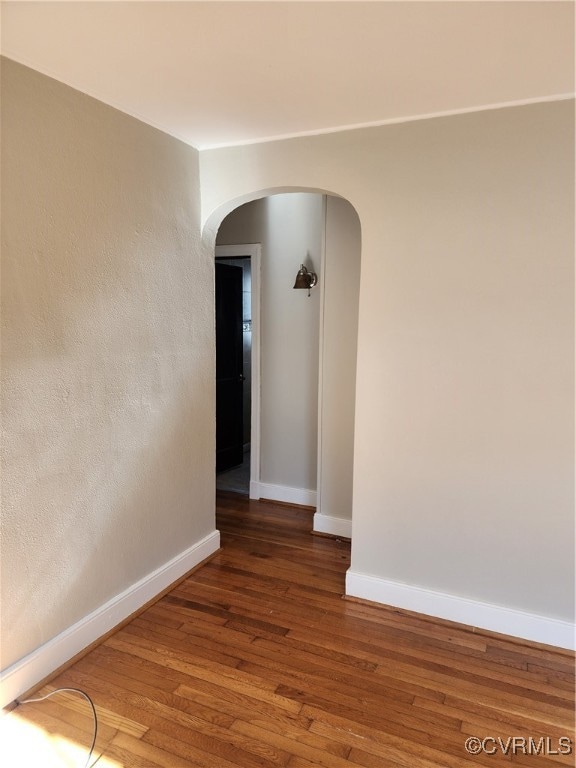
xmin=16 ymin=687 xmax=99 ymax=768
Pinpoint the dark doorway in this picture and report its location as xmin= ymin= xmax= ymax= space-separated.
xmin=215 ymin=262 xmax=244 ymax=473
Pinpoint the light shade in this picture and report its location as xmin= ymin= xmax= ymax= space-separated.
xmin=293 ymin=264 xmax=318 ymax=295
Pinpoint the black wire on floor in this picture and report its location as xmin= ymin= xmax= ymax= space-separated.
xmin=16 ymin=687 xmax=99 ymax=768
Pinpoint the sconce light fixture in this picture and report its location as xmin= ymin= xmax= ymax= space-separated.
xmin=293 ymin=264 xmax=318 ymax=297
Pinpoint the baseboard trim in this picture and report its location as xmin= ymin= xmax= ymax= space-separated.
xmin=251 ymin=482 xmax=317 ymax=507
xmin=345 ymin=570 xmax=575 ymax=651
xmin=0 ymin=530 xmax=220 ymax=708
xmin=313 ymin=513 xmax=352 ymax=539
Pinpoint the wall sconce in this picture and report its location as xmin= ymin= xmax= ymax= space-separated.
xmin=293 ymin=264 xmax=318 ymax=297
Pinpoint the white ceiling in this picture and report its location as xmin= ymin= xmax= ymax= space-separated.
xmin=1 ymin=1 xmax=574 ymax=149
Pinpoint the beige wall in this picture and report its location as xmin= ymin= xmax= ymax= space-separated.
xmin=1 ymin=59 xmax=216 ymax=669
xmin=318 ymin=196 xmax=361 ymax=524
xmin=201 ymin=101 xmax=575 ymax=626
xmin=217 ymin=194 xmax=323 ymax=493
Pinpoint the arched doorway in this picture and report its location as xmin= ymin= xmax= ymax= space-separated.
xmin=205 ymin=189 xmax=361 ymax=540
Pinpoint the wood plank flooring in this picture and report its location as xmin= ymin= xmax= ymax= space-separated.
xmin=8 ymin=493 xmax=575 ymax=767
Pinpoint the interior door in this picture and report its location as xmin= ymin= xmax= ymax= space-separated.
xmin=215 ymin=262 xmax=244 ymax=472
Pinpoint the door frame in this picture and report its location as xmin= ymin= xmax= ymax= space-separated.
xmin=215 ymin=244 xmax=261 ymax=499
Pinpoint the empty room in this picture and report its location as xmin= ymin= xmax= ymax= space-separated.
xmin=1 ymin=2 xmax=574 ymax=766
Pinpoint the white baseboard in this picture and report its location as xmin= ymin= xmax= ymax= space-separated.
xmin=346 ymin=571 xmax=575 ymax=651
xmin=251 ymin=481 xmax=316 ymax=507
xmin=313 ymin=513 xmax=352 ymax=539
xmin=0 ymin=530 xmax=220 ymax=708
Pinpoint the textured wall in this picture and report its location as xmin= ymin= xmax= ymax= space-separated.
xmin=1 ymin=59 xmax=215 ymax=669
xmin=201 ymin=101 xmax=575 ymax=623
xmin=217 ymin=194 xmax=323 ymax=492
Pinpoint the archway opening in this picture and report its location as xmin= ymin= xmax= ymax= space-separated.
xmin=205 ymin=189 xmax=361 ymax=541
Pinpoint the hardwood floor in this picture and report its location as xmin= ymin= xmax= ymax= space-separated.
xmin=7 ymin=492 xmax=575 ymax=767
